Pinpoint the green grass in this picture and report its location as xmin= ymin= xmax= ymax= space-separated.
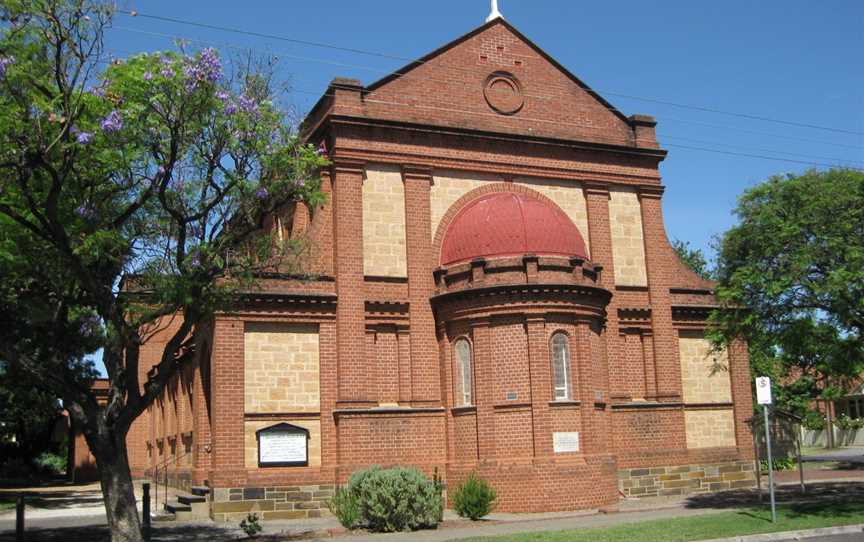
xmin=0 ymin=496 xmax=16 ymax=511
xmin=461 ymin=501 xmax=864 ymax=542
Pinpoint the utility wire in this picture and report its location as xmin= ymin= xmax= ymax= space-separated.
xmin=101 ymin=44 xmax=864 ymax=170
xmin=111 ymin=24 xmax=864 ymax=152
xmin=116 ymin=8 xmax=864 ymax=137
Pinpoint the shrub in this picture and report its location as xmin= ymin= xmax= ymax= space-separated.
xmin=802 ymin=411 xmax=826 ymax=431
xmin=452 ymin=472 xmax=496 ymax=520
xmin=34 ymin=452 xmax=66 ymax=475
xmin=760 ymin=457 xmax=796 ymax=473
xmin=327 ymin=486 xmax=360 ymax=529
xmin=346 ymin=465 xmax=442 ymax=532
xmin=239 ymin=513 xmax=263 ymax=538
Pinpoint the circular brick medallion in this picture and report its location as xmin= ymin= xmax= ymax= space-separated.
xmin=483 ymin=72 xmax=524 ymax=115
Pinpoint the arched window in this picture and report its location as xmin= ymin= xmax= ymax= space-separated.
xmin=454 ymin=338 xmax=473 ymax=406
xmin=551 ymin=333 xmax=571 ymax=400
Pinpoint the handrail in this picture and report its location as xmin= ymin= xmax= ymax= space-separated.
xmin=151 ymin=445 xmax=195 ymax=514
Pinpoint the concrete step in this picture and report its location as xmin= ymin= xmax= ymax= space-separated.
xmin=190 ymin=486 xmax=211 ymax=497
xmin=151 ymin=510 xmax=176 ymax=522
xmin=165 ymin=501 xmax=191 ymax=513
xmin=178 ymin=494 xmax=207 ymax=505
xmin=166 ymin=495 xmax=210 ymax=521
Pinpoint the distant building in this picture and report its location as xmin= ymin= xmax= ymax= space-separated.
xmin=120 ymin=16 xmax=756 ymax=519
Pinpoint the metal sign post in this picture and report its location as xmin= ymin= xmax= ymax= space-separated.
xmin=756 ymin=376 xmax=776 ymax=523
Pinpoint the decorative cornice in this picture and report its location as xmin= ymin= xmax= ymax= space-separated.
xmin=637 ymin=185 xmax=665 ymax=199
xmin=331 ymin=158 xmax=366 ymax=174
xmin=401 ymin=164 xmax=434 ymax=182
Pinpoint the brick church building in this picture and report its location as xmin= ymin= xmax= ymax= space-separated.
xmin=122 ymin=15 xmax=757 ymax=520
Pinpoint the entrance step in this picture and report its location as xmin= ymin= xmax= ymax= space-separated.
xmin=190 ymin=486 xmax=211 ymax=497
xmin=166 ymin=494 xmax=210 ymax=521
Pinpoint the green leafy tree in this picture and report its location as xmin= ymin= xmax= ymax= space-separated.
xmin=672 ymin=238 xmax=713 ymax=280
xmin=711 ymin=169 xmax=864 ymax=442
xmin=0 ymin=361 xmax=63 ymax=462
xmin=0 ymin=2 xmax=326 ymax=541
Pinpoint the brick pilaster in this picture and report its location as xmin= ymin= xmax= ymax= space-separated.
xmin=471 ymin=319 xmax=496 ymax=461
xmin=638 ymin=187 xmax=682 ymax=402
xmin=402 ymin=165 xmax=441 ymax=405
xmin=584 ymin=183 xmax=623 ymax=403
xmin=332 ymin=160 xmax=373 ymax=405
xmin=526 ymin=317 xmax=553 ymax=456
xmin=729 ymin=337 xmax=755 ymax=459
xmin=191 ymin=336 xmax=212 ymax=484
xmin=576 ymin=321 xmax=599 ymax=454
xmin=209 ymin=318 xmax=245 ymax=486
xmin=319 ymin=321 xmax=339 ymax=470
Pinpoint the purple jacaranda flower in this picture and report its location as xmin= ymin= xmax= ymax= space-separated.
xmin=196 ymin=48 xmax=222 ymax=82
xmin=254 ymin=187 xmax=269 ymax=200
xmin=0 ymin=55 xmax=14 ymax=79
xmin=189 ymin=253 xmax=202 ymax=268
xmin=89 ymin=80 xmax=108 ymax=97
xmin=224 ymin=101 xmax=237 ymax=115
xmin=75 ymin=204 xmax=97 ymax=220
xmin=316 ymin=142 xmax=327 ymax=156
xmin=183 ymin=48 xmax=222 ymax=91
xmin=215 ymin=90 xmax=230 ymax=102
xmin=76 ymin=131 xmax=94 ymax=145
xmin=100 ymin=110 xmax=123 ymax=133
xmin=79 ymin=314 xmax=102 ymax=336
xmin=142 ymin=71 xmax=153 ymax=81
xmin=237 ymin=93 xmax=257 ymax=114
xmin=157 ymin=165 xmax=166 ymax=175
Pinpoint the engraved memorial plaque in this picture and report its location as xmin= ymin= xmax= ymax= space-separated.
xmin=553 ymin=431 xmax=580 ymax=453
xmin=257 ymin=423 xmax=309 ymax=467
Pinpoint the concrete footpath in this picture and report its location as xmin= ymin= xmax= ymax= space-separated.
xmin=1 ymin=478 xmax=863 ymax=541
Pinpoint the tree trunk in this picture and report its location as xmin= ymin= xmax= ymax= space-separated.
xmin=92 ymin=432 xmax=144 ymax=542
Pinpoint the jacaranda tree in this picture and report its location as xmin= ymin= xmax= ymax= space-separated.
xmin=0 ymin=1 xmax=327 ymax=540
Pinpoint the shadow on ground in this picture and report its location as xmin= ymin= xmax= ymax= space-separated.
xmin=3 ymin=491 xmax=106 ymax=510
xmin=684 ymin=481 xmax=864 ymax=510
xmin=0 ymin=524 xmax=243 ymax=542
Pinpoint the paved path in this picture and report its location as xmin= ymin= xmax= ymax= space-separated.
xmin=802 ymin=446 xmax=864 ymax=465
xmin=2 ymin=479 xmax=864 ymax=541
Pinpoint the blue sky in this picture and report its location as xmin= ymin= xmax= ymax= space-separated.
xmin=106 ymin=0 xmax=864 ymax=259
xmin=106 ymin=0 xmax=864 ymax=260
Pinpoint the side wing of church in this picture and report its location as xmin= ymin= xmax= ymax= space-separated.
xmin=127 ymin=17 xmax=756 ymax=519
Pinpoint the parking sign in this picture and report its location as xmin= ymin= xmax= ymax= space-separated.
xmin=756 ymin=376 xmax=772 ymax=405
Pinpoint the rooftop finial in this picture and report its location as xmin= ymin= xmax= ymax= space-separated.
xmin=486 ymin=0 xmax=503 ymax=22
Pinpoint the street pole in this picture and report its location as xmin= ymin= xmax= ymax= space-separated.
xmin=763 ymin=404 xmax=777 ymax=523
xmin=15 ymin=494 xmax=24 ymax=542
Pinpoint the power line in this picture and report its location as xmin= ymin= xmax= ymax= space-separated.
xmin=116 ymin=8 xmax=864 ymax=138
xmin=99 ymin=45 xmax=864 ymax=170
xmin=111 ymin=25 xmax=864 ymax=153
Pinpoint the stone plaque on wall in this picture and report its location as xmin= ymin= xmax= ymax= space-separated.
xmin=553 ymin=432 xmax=580 ymax=453
xmin=257 ymin=423 xmax=309 ymax=467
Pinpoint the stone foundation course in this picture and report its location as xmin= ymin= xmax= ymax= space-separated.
xmin=211 ymin=484 xmax=334 ymax=522
xmin=619 ymin=460 xmax=755 ymax=498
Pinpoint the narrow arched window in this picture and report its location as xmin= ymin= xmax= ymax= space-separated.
xmin=551 ymin=333 xmax=571 ymax=400
xmin=454 ymin=339 xmax=473 ymax=406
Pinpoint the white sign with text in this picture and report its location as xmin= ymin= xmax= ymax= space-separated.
xmin=756 ymin=376 xmax=773 ymax=405
xmin=259 ymin=430 xmax=307 ymax=465
xmin=553 ymin=432 xmax=580 ymax=453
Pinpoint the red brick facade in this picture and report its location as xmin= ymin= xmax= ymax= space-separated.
xmin=125 ymin=18 xmax=755 ymax=518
